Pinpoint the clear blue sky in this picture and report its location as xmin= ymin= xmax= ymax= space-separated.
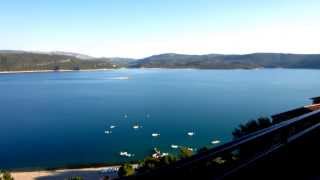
xmin=1 ymin=0 xmax=320 ymax=58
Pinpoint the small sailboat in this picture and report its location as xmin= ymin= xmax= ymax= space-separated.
xmin=112 ymin=76 xmax=130 ymax=80
xmin=104 ymin=130 xmax=112 ymax=134
xmin=120 ymin=151 xmax=134 ymax=157
xmin=187 ymin=147 xmax=194 ymax=152
xmin=120 ymin=152 xmax=127 ymax=156
xmin=187 ymin=132 xmax=195 ymax=136
xmin=154 ymin=147 xmax=160 ymax=154
xmin=152 ymin=148 xmax=168 ymax=159
xmin=152 ymin=133 xmax=160 ymax=137
xmin=133 ymin=125 xmax=140 ymax=129
xmin=133 ymin=123 xmax=142 ymax=129
xmin=161 ymin=153 xmax=169 ymax=157
xmin=171 ymin=144 xmax=179 ymax=149
xmin=211 ymin=140 xmax=221 ymax=144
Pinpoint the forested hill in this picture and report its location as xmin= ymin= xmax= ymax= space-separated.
xmin=0 ymin=51 xmax=119 ymax=71
xmin=1 ymin=51 xmax=320 ymax=71
xmin=129 ymin=53 xmax=320 ymax=69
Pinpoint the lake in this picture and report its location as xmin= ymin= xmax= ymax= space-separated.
xmin=1 ymin=68 xmax=319 ymax=170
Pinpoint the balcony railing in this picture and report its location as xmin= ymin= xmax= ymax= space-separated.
xmin=124 ymin=106 xmax=320 ymax=179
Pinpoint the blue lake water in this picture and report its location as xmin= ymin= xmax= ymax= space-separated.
xmin=1 ymin=68 xmax=320 ymax=169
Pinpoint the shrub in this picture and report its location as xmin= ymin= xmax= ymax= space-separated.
xmin=232 ymin=117 xmax=272 ymax=139
xmin=179 ymin=147 xmax=193 ymax=159
xmin=118 ymin=163 xmax=135 ymax=177
xmin=0 ymin=171 xmax=14 ymax=180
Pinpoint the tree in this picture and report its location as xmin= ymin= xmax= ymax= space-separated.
xmin=137 ymin=157 xmax=159 ymax=173
xmin=0 ymin=171 xmax=14 ymax=180
xmin=66 ymin=176 xmax=83 ymax=180
xmin=118 ymin=163 xmax=135 ymax=177
xmin=179 ymin=147 xmax=193 ymax=159
xmin=159 ymin=155 xmax=177 ymax=166
xmin=137 ymin=154 xmax=178 ymax=174
xmin=102 ymin=176 xmax=109 ymax=180
xmin=232 ymin=117 xmax=272 ymax=139
xmin=197 ymin=147 xmax=209 ymax=154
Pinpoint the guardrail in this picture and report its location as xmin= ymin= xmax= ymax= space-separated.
xmin=124 ymin=108 xmax=320 ymax=179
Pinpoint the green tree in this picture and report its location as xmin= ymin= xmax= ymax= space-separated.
xmin=137 ymin=154 xmax=178 ymax=173
xmin=232 ymin=117 xmax=272 ymax=139
xmin=197 ymin=147 xmax=209 ymax=154
xmin=179 ymin=147 xmax=193 ymax=159
xmin=66 ymin=176 xmax=83 ymax=180
xmin=0 ymin=171 xmax=14 ymax=180
xmin=102 ymin=176 xmax=109 ymax=180
xmin=159 ymin=155 xmax=177 ymax=166
xmin=118 ymin=163 xmax=135 ymax=177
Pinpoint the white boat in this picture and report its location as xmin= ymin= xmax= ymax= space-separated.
xmin=154 ymin=147 xmax=160 ymax=153
xmin=152 ymin=133 xmax=160 ymax=137
xmin=110 ymin=125 xmax=116 ymax=129
xmin=110 ymin=76 xmax=130 ymax=80
xmin=211 ymin=140 xmax=221 ymax=144
xmin=170 ymin=144 xmax=179 ymax=149
xmin=120 ymin=152 xmax=127 ymax=156
xmin=187 ymin=132 xmax=195 ymax=136
xmin=152 ymin=148 xmax=169 ymax=159
xmin=104 ymin=130 xmax=112 ymax=134
xmin=187 ymin=147 xmax=194 ymax=152
xmin=133 ymin=125 xmax=140 ymax=129
xmin=120 ymin=151 xmax=134 ymax=157
xmin=161 ymin=153 xmax=169 ymax=157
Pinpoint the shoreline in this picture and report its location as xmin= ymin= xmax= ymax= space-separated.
xmin=0 ymin=67 xmax=317 ymax=75
xmin=0 ymin=68 xmax=116 ymax=74
xmin=10 ymin=163 xmax=139 ymax=180
xmin=11 ymin=165 xmax=121 ymax=180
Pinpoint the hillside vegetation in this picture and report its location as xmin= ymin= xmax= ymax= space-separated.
xmin=130 ymin=53 xmax=320 ymax=69
xmin=1 ymin=51 xmax=320 ymax=71
xmin=0 ymin=51 xmax=115 ymax=71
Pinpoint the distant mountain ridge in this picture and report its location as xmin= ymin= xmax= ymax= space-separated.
xmin=1 ymin=50 xmax=320 ymax=71
xmin=130 ymin=53 xmax=320 ymax=69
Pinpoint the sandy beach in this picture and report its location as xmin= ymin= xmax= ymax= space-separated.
xmin=11 ymin=166 xmax=120 ymax=180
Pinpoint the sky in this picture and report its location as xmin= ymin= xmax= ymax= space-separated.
xmin=1 ymin=0 xmax=320 ymax=58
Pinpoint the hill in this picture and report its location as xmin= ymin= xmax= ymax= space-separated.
xmin=1 ymin=51 xmax=320 ymax=71
xmin=130 ymin=53 xmax=320 ymax=69
xmin=0 ymin=51 xmax=116 ymax=71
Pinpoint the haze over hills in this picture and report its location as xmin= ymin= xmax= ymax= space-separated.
xmin=1 ymin=50 xmax=320 ymax=71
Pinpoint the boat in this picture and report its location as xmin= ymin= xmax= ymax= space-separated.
xmin=133 ymin=125 xmax=140 ymax=129
xmin=120 ymin=151 xmax=134 ymax=157
xmin=187 ymin=147 xmax=194 ymax=152
xmin=211 ymin=140 xmax=221 ymax=144
xmin=171 ymin=144 xmax=179 ymax=149
xmin=154 ymin=147 xmax=160 ymax=153
xmin=187 ymin=132 xmax=195 ymax=136
xmin=152 ymin=148 xmax=168 ymax=159
xmin=152 ymin=133 xmax=160 ymax=137
xmin=120 ymin=152 xmax=127 ymax=156
xmin=161 ymin=153 xmax=169 ymax=157
xmin=110 ymin=125 xmax=116 ymax=129
xmin=104 ymin=130 xmax=112 ymax=134
xmin=110 ymin=76 xmax=130 ymax=80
